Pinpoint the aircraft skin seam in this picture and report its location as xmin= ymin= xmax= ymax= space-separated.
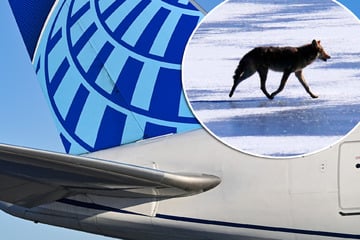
xmin=57 ymin=198 xmax=360 ymax=239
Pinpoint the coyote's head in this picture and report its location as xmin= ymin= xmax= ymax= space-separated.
xmin=312 ymin=39 xmax=331 ymax=61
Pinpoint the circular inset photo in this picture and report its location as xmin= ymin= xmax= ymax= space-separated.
xmin=183 ymin=0 xmax=360 ymax=157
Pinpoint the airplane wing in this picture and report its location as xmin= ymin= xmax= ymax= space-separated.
xmin=0 ymin=144 xmax=221 ymax=208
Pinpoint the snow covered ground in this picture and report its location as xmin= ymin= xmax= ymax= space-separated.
xmin=182 ymin=0 xmax=360 ymax=157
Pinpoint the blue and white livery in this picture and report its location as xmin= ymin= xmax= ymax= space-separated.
xmin=33 ymin=0 xmax=202 ymax=154
xmin=1 ymin=1 xmax=360 ymax=240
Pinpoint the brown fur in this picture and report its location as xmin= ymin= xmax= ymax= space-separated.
xmin=229 ymin=40 xmax=331 ymax=99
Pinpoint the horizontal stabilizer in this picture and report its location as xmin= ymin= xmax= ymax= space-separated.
xmin=0 ymin=144 xmax=221 ymax=208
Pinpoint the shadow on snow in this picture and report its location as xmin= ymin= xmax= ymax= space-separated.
xmin=191 ymin=97 xmax=360 ymax=138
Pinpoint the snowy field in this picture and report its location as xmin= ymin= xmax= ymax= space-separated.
xmin=183 ymin=0 xmax=360 ymax=157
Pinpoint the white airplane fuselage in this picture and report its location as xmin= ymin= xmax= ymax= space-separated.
xmin=2 ymin=127 xmax=360 ymax=240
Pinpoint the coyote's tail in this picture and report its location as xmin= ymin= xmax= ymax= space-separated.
xmin=229 ymin=61 xmax=244 ymax=97
xmin=233 ymin=60 xmax=245 ymax=82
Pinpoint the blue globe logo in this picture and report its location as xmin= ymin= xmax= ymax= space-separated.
xmin=34 ymin=0 xmax=202 ymax=154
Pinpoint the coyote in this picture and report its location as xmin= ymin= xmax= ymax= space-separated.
xmin=229 ymin=40 xmax=331 ymax=99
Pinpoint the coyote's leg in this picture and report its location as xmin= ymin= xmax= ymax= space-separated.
xmin=270 ymin=70 xmax=291 ymax=99
xmin=257 ymin=67 xmax=272 ymax=99
xmin=295 ymin=70 xmax=318 ymax=98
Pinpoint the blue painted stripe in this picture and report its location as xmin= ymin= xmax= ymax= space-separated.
xmin=149 ymin=67 xmax=182 ymax=119
xmin=134 ymin=8 xmax=171 ymax=53
xmin=144 ymin=122 xmax=177 ymax=138
xmin=69 ymin=1 xmax=96 ymax=46
xmin=47 ymin=28 xmax=62 ymax=54
xmin=94 ymin=106 xmax=127 ymax=150
xmin=113 ymin=0 xmax=151 ymax=38
xmin=85 ymin=41 xmax=115 ymax=83
xmin=68 ymin=1 xmax=91 ymax=27
xmin=130 ymin=63 xmax=159 ymax=111
xmin=60 ymin=133 xmax=71 ymax=153
xmin=75 ymin=92 xmax=108 ymax=148
xmin=95 ymin=49 xmax=128 ymax=94
xmin=96 ymin=0 xmax=201 ymax=64
xmin=58 ymin=198 xmax=146 ymax=216
xmin=65 ymin=84 xmax=89 ymax=132
xmin=156 ymin=214 xmax=360 ymax=239
xmin=100 ymin=0 xmax=127 ymax=20
xmin=53 ymin=73 xmax=82 ymax=120
xmin=71 ymin=0 xmax=90 ymax=17
xmin=121 ymin=2 xmax=160 ymax=47
xmin=35 ymin=58 xmax=41 ymax=74
xmin=72 ymin=23 xmax=98 ymax=56
xmin=48 ymin=58 xmax=70 ymax=96
xmin=113 ymin=57 xmax=143 ymax=104
xmin=100 ymin=0 xmax=140 ymax=32
xmin=97 ymin=0 xmax=119 ymax=15
xmin=164 ymin=14 xmax=199 ymax=62
xmin=149 ymin=11 xmax=180 ymax=57
xmin=58 ymin=198 xmax=360 ymax=239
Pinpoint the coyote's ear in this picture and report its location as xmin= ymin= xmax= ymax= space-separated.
xmin=312 ymin=39 xmax=317 ymax=46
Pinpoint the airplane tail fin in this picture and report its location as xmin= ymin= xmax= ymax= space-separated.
xmin=8 ymin=0 xmax=204 ymax=154
xmin=8 ymin=0 xmax=55 ymax=59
